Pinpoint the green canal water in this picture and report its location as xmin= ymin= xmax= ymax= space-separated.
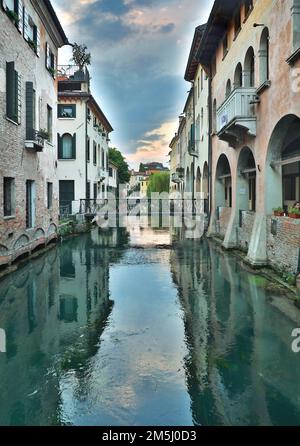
xmin=0 ymin=222 xmax=300 ymax=426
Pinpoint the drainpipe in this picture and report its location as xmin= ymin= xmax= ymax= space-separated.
xmin=207 ymin=70 xmax=213 ymax=229
xmin=190 ymin=81 xmax=196 ymax=212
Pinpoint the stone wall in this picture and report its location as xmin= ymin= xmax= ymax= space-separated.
xmin=217 ymin=207 xmax=232 ymax=238
xmin=238 ymin=211 xmax=256 ymax=251
xmin=267 ymin=217 xmax=300 ymax=275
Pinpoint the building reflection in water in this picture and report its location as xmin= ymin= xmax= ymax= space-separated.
xmin=170 ymin=230 xmax=300 ymax=426
xmin=0 ymin=229 xmax=127 ymax=426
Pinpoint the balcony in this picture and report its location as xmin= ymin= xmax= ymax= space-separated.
xmin=25 ymin=130 xmax=45 ymax=152
xmin=171 ymin=173 xmax=181 ymax=184
xmin=188 ymin=140 xmax=198 ymax=157
xmin=217 ymin=88 xmax=257 ymax=147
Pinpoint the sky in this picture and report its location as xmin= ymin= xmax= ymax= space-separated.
xmin=52 ymin=0 xmax=214 ymax=170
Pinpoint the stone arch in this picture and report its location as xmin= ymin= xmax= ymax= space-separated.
xmin=237 ymin=147 xmax=257 ymax=212
xmin=47 ymin=223 xmax=58 ymax=237
xmin=13 ymin=234 xmax=30 ymax=250
xmin=265 ymin=114 xmax=300 ymax=213
xmin=234 ymin=62 xmax=243 ymax=88
xmin=244 ymin=46 xmax=255 ymax=87
xmin=259 ymin=27 xmax=269 ymax=84
xmin=215 ymin=154 xmax=232 ymax=209
xmin=33 ymin=228 xmax=45 ymax=240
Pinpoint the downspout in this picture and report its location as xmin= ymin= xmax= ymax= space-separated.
xmin=207 ymin=70 xmax=213 ymax=229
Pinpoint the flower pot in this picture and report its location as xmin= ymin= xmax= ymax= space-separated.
xmin=288 ymin=213 xmax=300 ymax=219
xmin=274 ymin=211 xmax=284 ymax=217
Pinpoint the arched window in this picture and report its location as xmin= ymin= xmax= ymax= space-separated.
xmin=59 ymin=133 xmax=75 ymax=159
xmin=212 ymin=99 xmax=217 ymax=133
xmin=259 ymin=27 xmax=269 ymax=84
xmin=201 ymin=108 xmax=204 ymax=137
xmin=234 ymin=63 xmax=243 ymax=88
xmin=226 ymin=79 xmax=232 ymax=98
xmin=244 ymin=47 xmax=255 ymax=87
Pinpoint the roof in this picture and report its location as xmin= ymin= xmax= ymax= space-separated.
xmin=184 ymin=24 xmax=206 ymax=82
xmin=58 ymin=91 xmax=113 ymax=133
xmin=44 ymin=0 xmax=69 ymax=45
xmin=169 ymin=133 xmax=179 ymax=149
xmin=197 ymin=0 xmax=242 ymax=68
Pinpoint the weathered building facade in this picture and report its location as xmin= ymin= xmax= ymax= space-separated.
xmin=0 ymin=0 xmax=68 ymax=265
xmin=196 ymin=0 xmax=300 ymax=277
xmin=56 ymin=67 xmax=113 ymax=215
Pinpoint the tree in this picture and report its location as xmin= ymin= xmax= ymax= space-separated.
xmin=139 ymin=163 xmax=146 ymax=173
xmin=109 ymin=148 xmax=130 ymax=186
xmin=71 ymin=43 xmax=91 ymax=70
xmin=147 ymin=172 xmax=170 ymax=196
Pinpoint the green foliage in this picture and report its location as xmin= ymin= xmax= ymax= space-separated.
xmin=139 ymin=163 xmax=146 ymax=173
xmin=273 ymin=207 xmax=284 ymax=213
xmin=109 ymin=147 xmax=130 ymax=185
xmin=288 ymin=207 xmax=300 ymax=215
xmin=147 ymin=172 xmax=170 ymax=196
xmin=72 ymin=43 xmax=91 ymax=70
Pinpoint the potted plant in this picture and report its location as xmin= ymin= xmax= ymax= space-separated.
xmin=6 ymin=8 xmax=19 ymax=25
xmin=48 ymin=67 xmax=56 ymax=77
xmin=28 ymin=38 xmax=37 ymax=52
xmin=288 ymin=207 xmax=300 ymax=219
xmin=38 ymin=129 xmax=50 ymax=140
xmin=273 ymin=207 xmax=285 ymax=217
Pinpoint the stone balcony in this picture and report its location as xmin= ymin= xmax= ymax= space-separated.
xmin=217 ymin=87 xmax=257 ymax=147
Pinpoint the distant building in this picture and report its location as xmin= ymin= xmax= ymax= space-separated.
xmin=0 ymin=0 xmax=68 ymax=266
xmin=140 ymin=162 xmax=169 ymax=175
xmin=108 ymin=162 xmax=118 ymax=195
xmin=56 ymin=67 xmax=113 ymax=215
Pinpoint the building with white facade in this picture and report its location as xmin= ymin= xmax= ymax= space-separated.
xmin=108 ymin=162 xmax=118 ymax=195
xmin=0 ymin=0 xmax=68 ymax=266
xmin=56 ymin=67 xmax=113 ymax=216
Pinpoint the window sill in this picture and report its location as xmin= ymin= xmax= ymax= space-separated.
xmin=5 ymin=116 xmax=19 ymax=126
xmin=58 ymin=158 xmax=76 ymax=161
xmin=45 ymin=141 xmax=54 ymax=147
xmin=3 ymin=215 xmax=16 ymax=220
xmin=286 ymin=47 xmax=300 ymax=66
xmin=58 ymin=117 xmax=76 ymax=120
xmin=256 ymin=80 xmax=271 ymax=95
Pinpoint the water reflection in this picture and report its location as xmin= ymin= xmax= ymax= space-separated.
xmin=0 ymin=224 xmax=299 ymax=426
xmin=170 ymin=237 xmax=300 ymax=426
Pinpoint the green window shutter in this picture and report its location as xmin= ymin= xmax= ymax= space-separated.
xmin=57 ymin=104 xmax=62 ymax=117
xmin=35 ymin=26 xmax=40 ymax=57
xmin=16 ymin=0 xmax=24 ymax=33
xmin=6 ymin=62 xmax=17 ymax=122
xmin=57 ymin=134 xmax=62 ymax=159
xmin=72 ymin=104 xmax=76 ymax=118
xmin=72 ymin=133 xmax=76 ymax=159
xmin=26 ymin=82 xmax=34 ymax=139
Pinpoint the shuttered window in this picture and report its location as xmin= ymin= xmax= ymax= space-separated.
xmin=26 ymin=82 xmax=36 ymax=139
xmin=1 ymin=0 xmax=23 ymax=32
xmin=6 ymin=61 xmax=21 ymax=124
xmin=23 ymin=8 xmax=40 ymax=55
xmin=58 ymin=134 xmax=76 ymax=160
xmin=3 ymin=177 xmax=15 ymax=217
xmin=93 ymin=141 xmax=97 ymax=165
xmin=46 ymin=43 xmax=56 ymax=77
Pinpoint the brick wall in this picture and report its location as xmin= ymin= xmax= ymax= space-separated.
xmin=267 ymin=217 xmax=300 ymax=275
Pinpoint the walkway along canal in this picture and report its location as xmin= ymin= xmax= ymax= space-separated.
xmin=0 ymin=222 xmax=300 ymax=426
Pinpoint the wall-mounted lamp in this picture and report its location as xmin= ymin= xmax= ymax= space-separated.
xmin=253 ymin=23 xmax=265 ymax=27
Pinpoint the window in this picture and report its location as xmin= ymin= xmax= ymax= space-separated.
xmin=93 ymin=183 xmax=97 ymax=200
xmin=234 ymin=63 xmax=243 ymax=88
xmin=6 ymin=62 xmax=21 ymax=124
xmin=244 ymin=0 xmax=253 ymax=19
xmin=259 ymin=28 xmax=270 ymax=84
xmin=47 ymin=182 xmax=53 ymax=209
xmin=87 ymin=138 xmax=90 ymax=162
xmin=24 ymin=10 xmax=40 ymax=55
xmin=58 ymin=133 xmax=76 ymax=160
xmin=234 ymin=9 xmax=241 ymax=38
xmin=283 ymin=176 xmax=296 ymax=201
xmin=201 ymin=69 xmax=204 ymax=91
xmin=58 ymin=104 xmax=76 ymax=118
xmin=244 ymin=47 xmax=255 ymax=87
xmin=226 ymin=79 xmax=232 ymax=98
xmin=2 ymin=0 xmax=23 ymax=32
xmin=87 ymin=108 xmax=91 ymax=121
xmin=223 ymin=33 xmax=228 ymax=58
xmin=46 ymin=43 xmax=56 ymax=76
xmin=93 ymin=142 xmax=97 ymax=165
xmin=292 ymin=0 xmax=300 ymax=53
xmin=3 ymin=177 xmax=15 ymax=217
xmin=109 ymin=167 xmax=113 ymax=177
xmin=47 ymin=105 xmax=52 ymax=142
xmin=102 ymin=149 xmax=105 ymax=168
xmin=25 ymin=82 xmax=36 ymax=139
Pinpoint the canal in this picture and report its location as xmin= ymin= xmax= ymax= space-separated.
xmin=0 ymin=222 xmax=300 ymax=426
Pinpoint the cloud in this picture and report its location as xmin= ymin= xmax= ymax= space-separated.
xmin=53 ymin=0 xmax=214 ymax=169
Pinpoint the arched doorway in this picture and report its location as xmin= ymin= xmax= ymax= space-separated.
xmin=265 ymin=114 xmax=300 ymax=213
xmin=259 ymin=28 xmax=269 ymax=84
xmin=234 ymin=63 xmax=243 ymax=89
xmin=237 ymin=147 xmax=256 ymax=212
xmin=203 ymin=162 xmax=209 ymax=214
xmin=226 ymin=79 xmax=232 ymax=98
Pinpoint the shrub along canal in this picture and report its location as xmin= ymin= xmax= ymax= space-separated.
xmin=0 ymin=222 xmax=300 ymax=426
